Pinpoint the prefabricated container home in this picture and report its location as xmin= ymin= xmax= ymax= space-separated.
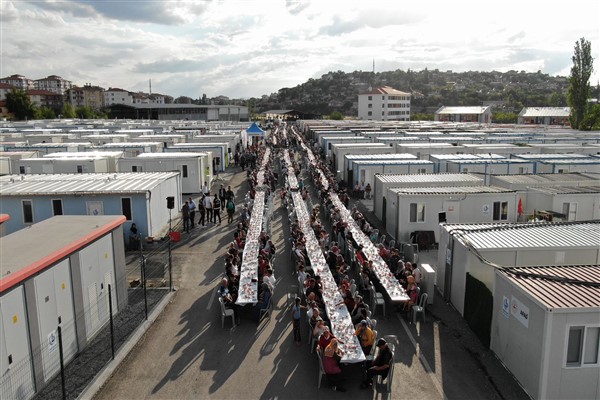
xmin=446 ymin=159 xmax=536 ymax=184
xmin=91 ymin=142 xmax=164 ymax=157
xmin=117 ymin=152 xmax=212 ymax=194
xmin=429 ymin=153 xmax=505 ymax=173
xmin=166 ymin=143 xmax=229 ymax=171
xmin=0 ymin=215 xmax=126 ymax=400
xmin=343 ymin=153 xmax=418 ymax=182
xmin=0 ymin=172 xmax=182 ymax=238
xmin=14 ymin=157 xmax=111 ymax=175
xmin=349 ymin=159 xmax=434 ymax=189
xmin=80 ymin=134 xmax=130 ymax=144
xmin=435 ymin=221 xmax=600 ymax=317
xmin=43 ymin=151 xmax=124 ymax=173
xmin=321 ymin=136 xmax=371 ymax=159
xmin=385 ymin=186 xmax=518 ymax=245
xmin=489 ymin=173 xmax=599 ymax=191
xmin=373 ymin=173 xmax=484 ymax=222
xmin=396 ymin=143 xmax=464 ymax=160
xmin=491 ymin=265 xmax=600 ymax=400
xmin=0 ymin=151 xmax=38 ymax=175
xmin=330 ymin=143 xmax=391 ymax=176
xmin=535 ymin=159 xmax=600 ymax=174
xmin=525 ymin=186 xmax=600 ymax=221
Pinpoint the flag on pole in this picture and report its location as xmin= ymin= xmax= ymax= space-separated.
xmin=518 ymin=197 xmax=524 ymax=215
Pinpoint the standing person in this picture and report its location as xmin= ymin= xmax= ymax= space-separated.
xmin=226 ymin=185 xmax=235 ymax=204
xmin=202 ymin=181 xmax=209 ymax=197
xmin=226 ymin=196 xmax=236 ymax=224
xmin=203 ymin=194 xmax=213 ymax=223
xmin=212 ymin=194 xmax=222 ymax=224
xmin=188 ymin=197 xmax=196 ymax=229
xmin=291 ymin=297 xmax=306 ymax=346
xmin=218 ymin=184 xmax=227 ymax=210
xmin=198 ymin=196 xmax=206 ymax=227
xmin=234 ymin=151 xmax=240 ymax=167
xmin=129 ymin=223 xmax=140 ymax=251
xmin=365 ymin=183 xmax=372 ymax=199
xmin=181 ymin=201 xmax=190 ymax=233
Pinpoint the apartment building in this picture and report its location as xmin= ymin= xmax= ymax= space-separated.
xmin=104 ymin=88 xmax=133 ymax=106
xmin=67 ymin=84 xmax=105 ymax=109
xmin=34 ymin=75 xmax=72 ymax=95
xmin=0 ymin=74 xmax=34 ymax=90
xmin=358 ymin=86 xmax=411 ymax=121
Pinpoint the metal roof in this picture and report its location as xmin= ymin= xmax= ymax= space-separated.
xmin=390 ymin=185 xmax=512 ymax=195
xmin=518 ymin=107 xmax=570 ymax=117
xmin=430 ymin=153 xmax=506 ymax=160
xmin=450 ymin=221 xmax=600 ymax=250
xmin=0 ymin=172 xmax=179 ymax=196
xmin=375 ymin=173 xmax=483 ymax=183
xmin=353 ymin=159 xmax=433 ymax=165
xmin=500 ymin=265 xmax=600 ymax=310
xmin=530 ymin=185 xmax=600 ymax=195
xmin=345 ymin=154 xmax=417 ymax=161
xmin=540 ymin=159 xmax=600 ymax=165
xmin=135 ymin=152 xmax=208 ymax=158
xmin=95 ymin=142 xmax=162 ymax=147
xmin=436 ymin=106 xmax=490 ymax=114
xmin=490 ymin=173 xmax=596 ymax=185
xmin=515 ymin=153 xmax=590 ymax=160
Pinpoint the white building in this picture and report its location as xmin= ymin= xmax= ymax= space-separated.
xmin=492 ymin=265 xmax=600 ymax=400
xmin=358 ymin=86 xmax=411 ymax=121
xmin=517 ymin=107 xmax=570 ymax=125
xmin=34 ymin=75 xmax=73 ymax=95
xmin=104 ymin=88 xmax=133 ymax=106
xmin=434 ymin=106 xmax=492 ymax=124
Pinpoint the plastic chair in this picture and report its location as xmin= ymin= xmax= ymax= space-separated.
xmin=412 ymin=293 xmax=428 ymax=324
xmin=379 ymin=234 xmax=386 ymax=246
xmin=369 ymin=282 xmax=386 ymax=317
xmin=373 ymin=346 xmax=395 ymax=394
xmin=316 ymin=348 xmax=327 ymax=388
xmin=218 ymin=296 xmax=236 ymax=328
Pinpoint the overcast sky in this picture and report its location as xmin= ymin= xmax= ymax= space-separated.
xmin=1 ymin=0 xmax=599 ymax=99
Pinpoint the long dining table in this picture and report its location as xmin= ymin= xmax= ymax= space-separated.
xmin=290 ymin=191 xmax=365 ymax=363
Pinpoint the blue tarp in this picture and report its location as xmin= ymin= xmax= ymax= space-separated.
xmin=246 ymin=122 xmax=266 ymax=135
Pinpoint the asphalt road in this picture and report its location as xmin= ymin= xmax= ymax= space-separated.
xmin=94 ymin=166 xmax=530 ymax=400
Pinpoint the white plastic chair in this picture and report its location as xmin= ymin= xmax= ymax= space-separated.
xmin=373 ymin=345 xmax=395 ymax=394
xmin=369 ymin=282 xmax=386 ymax=317
xmin=218 ymin=296 xmax=236 ymax=328
xmin=412 ymin=293 xmax=428 ymax=324
xmin=316 ymin=348 xmax=327 ymax=388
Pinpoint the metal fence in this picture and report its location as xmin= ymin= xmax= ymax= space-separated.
xmin=29 ymin=240 xmax=173 ymax=400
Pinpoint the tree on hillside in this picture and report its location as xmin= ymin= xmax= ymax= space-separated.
xmin=61 ymin=103 xmax=76 ymax=119
xmin=567 ymin=37 xmax=594 ymax=129
xmin=35 ymin=107 xmax=56 ymax=119
xmin=6 ymin=89 xmax=36 ymax=120
xmin=329 ymin=111 xmax=343 ymax=120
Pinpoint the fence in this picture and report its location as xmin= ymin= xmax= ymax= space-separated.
xmin=27 ymin=240 xmax=173 ymax=400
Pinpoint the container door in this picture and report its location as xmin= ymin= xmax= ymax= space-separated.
xmin=0 ymin=287 xmax=35 ymax=400
xmin=87 ymin=283 xmax=100 ymax=336
xmin=53 ymin=260 xmax=77 ymax=363
xmin=34 ymin=267 xmax=59 ymax=381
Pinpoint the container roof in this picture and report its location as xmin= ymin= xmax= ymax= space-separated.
xmin=448 ymin=221 xmax=600 ymax=250
xmin=499 ymin=265 xmax=600 ymax=310
xmin=491 ymin=173 xmax=596 ymax=185
xmin=390 ymin=185 xmax=512 ymax=195
xmin=0 ymin=172 xmax=179 ymax=196
xmin=345 ymin=154 xmax=418 ymax=160
xmin=375 ymin=173 xmax=484 ymax=183
xmin=518 ymin=107 xmax=570 ymax=117
xmin=135 ymin=152 xmax=208 ymax=158
xmin=436 ymin=106 xmax=490 ymax=114
xmin=0 ymin=215 xmax=125 ymax=294
xmin=530 ymin=185 xmax=600 ymax=195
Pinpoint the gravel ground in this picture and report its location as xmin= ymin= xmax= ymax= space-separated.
xmin=33 ymin=288 xmax=169 ymax=400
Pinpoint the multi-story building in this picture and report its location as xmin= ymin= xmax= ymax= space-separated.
xmin=148 ymin=93 xmax=165 ymax=104
xmin=132 ymin=92 xmax=149 ymax=104
xmin=104 ymin=88 xmax=133 ymax=106
xmin=27 ymin=90 xmax=64 ymax=111
xmin=34 ymin=75 xmax=72 ymax=95
xmin=0 ymin=83 xmax=15 ymax=101
xmin=358 ymin=86 xmax=411 ymax=121
xmin=0 ymin=74 xmax=34 ymax=90
xmin=67 ymin=84 xmax=105 ymax=110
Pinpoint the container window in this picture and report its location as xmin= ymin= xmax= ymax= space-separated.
xmin=410 ymin=203 xmax=425 ymax=222
xmin=567 ymin=326 xmax=584 ymax=366
xmin=584 ymin=327 xmax=599 ymax=365
xmin=52 ymin=199 xmax=63 ymax=216
xmin=22 ymin=200 xmax=34 ymax=224
xmin=121 ymin=197 xmax=132 ymax=221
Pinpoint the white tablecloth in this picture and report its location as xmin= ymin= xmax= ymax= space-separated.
xmin=330 ymin=194 xmax=409 ymax=302
xmin=236 ymin=191 xmax=266 ymax=305
xmin=291 ymin=192 xmax=365 ymax=363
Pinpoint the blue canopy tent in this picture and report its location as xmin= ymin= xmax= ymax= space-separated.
xmin=243 ymin=122 xmax=266 ymax=147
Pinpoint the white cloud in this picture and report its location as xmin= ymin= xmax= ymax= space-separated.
xmin=1 ymin=0 xmax=599 ymax=98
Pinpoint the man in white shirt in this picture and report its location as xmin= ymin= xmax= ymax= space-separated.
xmin=188 ymin=197 xmax=196 ymax=229
xmin=413 ymin=264 xmax=422 ymax=285
xmin=203 ymin=195 xmax=213 ymax=223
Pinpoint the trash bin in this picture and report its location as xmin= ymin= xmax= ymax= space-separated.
xmin=169 ymin=231 xmax=181 ymax=242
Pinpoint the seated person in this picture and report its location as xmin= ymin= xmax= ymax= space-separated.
xmin=351 ymin=295 xmax=367 ymax=324
xmin=254 ymin=283 xmax=272 ymax=321
xmin=263 ymin=268 xmax=275 ymax=292
xmin=360 ymin=339 xmax=393 ymax=389
xmin=402 ymin=278 xmax=419 ymax=312
xmin=323 ymin=339 xmax=346 ymax=392
xmin=218 ymin=277 xmax=237 ymax=306
xmin=355 ymin=320 xmax=375 ymax=356
xmin=317 ymin=326 xmax=335 ymax=352
xmin=312 ymin=319 xmax=327 ymax=340
xmin=342 ymin=289 xmax=355 ymax=311
xmin=355 ymin=309 xmax=376 ymax=330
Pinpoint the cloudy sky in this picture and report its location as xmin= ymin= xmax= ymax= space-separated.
xmin=1 ymin=0 xmax=599 ymax=99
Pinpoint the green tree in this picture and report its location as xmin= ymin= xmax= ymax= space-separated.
xmin=411 ymin=113 xmax=434 ymax=121
xmin=567 ymin=37 xmax=594 ymax=129
xmin=61 ymin=103 xmax=76 ymax=118
xmin=580 ymin=103 xmax=600 ymax=130
xmin=329 ymin=111 xmax=343 ymax=120
xmin=76 ymin=106 xmax=95 ymax=119
xmin=35 ymin=107 xmax=56 ymax=119
xmin=6 ymin=89 xmax=36 ymax=120
xmin=492 ymin=111 xmax=518 ymax=124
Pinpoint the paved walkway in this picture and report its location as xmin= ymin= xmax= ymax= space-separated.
xmin=94 ymin=164 xmax=529 ymax=400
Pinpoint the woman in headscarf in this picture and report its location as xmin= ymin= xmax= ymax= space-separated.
xmin=322 ymin=339 xmax=346 ymax=392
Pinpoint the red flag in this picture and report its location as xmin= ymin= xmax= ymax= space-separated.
xmin=518 ymin=197 xmax=523 ymax=215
